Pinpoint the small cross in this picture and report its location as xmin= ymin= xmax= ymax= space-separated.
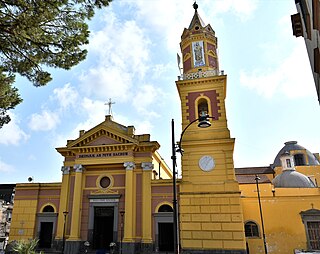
xmin=105 ymin=98 xmax=115 ymax=116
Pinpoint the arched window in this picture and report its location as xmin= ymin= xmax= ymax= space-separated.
xmin=244 ymin=221 xmax=259 ymax=237
xmin=294 ymin=154 xmax=305 ymax=166
xmin=42 ymin=205 xmax=54 ymax=213
xmin=158 ymin=204 xmax=173 ymax=212
xmin=197 ymin=98 xmax=208 ymax=117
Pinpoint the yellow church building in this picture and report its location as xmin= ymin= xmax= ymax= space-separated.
xmin=8 ymin=3 xmax=320 ymax=254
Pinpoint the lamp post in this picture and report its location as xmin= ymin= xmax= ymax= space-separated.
xmin=120 ymin=211 xmax=125 ymax=254
xmin=255 ymin=175 xmax=267 ymax=254
xmin=171 ymin=114 xmax=213 ymax=254
xmin=62 ymin=211 xmax=69 ymax=254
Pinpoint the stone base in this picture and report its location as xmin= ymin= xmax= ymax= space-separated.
xmin=122 ymin=242 xmax=136 ymax=254
xmin=182 ymin=249 xmax=246 ymax=254
xmin=65 ymin=240 xmax=81 ymax=254
xmin=141 ymin=242 xmax=153 ymax=254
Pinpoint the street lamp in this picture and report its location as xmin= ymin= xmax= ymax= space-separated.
xmin=120 ymin=211 xmax=125 ymax=254
xmin=171 ymin=114 xmax=213 ymax=254
xmin=62 ymin=211 xmax=69 ymax=254
xmin=255 ymin=175 xmax=267 ymax=254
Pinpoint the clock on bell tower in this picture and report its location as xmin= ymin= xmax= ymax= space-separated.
xmin=176 ymin=2 xmax=246 ymax=253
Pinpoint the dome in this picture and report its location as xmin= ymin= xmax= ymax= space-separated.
xmin=272 ymin=170 xmax=316 ymax=188
xmin=273 ymin=141 xmax=320 ymax=167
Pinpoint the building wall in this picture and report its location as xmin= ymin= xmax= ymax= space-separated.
xmin=241 ymin=182 xmax=320 ymax=254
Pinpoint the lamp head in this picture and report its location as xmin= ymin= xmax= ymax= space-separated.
xmin=176 ymin=147 xmax=184 ymax=155
xmin=198 ymin=114 xmax=211 ymax=128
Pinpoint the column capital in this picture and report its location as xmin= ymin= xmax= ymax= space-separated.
xmin=141 ymin=162 xmax=153 ymax=171
xmin=61 ymin=166 xmax=70 ymax=175
xmin=74 ymin=164 xmax=85 ymax=173
xmin=124 ymin=161 xmax=135 ymax=170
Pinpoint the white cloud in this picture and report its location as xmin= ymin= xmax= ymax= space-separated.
xmin=52 ymin=83 xmax=79 ymax=110
xmin=134 ymin=120 xmax=154 ymax=136
xmin=0 ymin=159 xmax=14 ymax=173
xmin=132 ymin=84 xmax=163 ymax=117
xmin=59 ymin=98 xmax=107 ymax=142
xmin=79 ymin=66 xmax=133 ymax=102
xmin=240 ymin=42 xmax=314 ymax=98
xmin=119 ymin=0 xmax=258 ymax=51
xmin=0 ymin=114 xmax=29 ymax=145
xmin=28 ymin=110 xmax=60 ymax=131
xmin=80 ymin=12 xmax=151 ymax=101
xmin=208 ymin=0 xmax=258 ymax=21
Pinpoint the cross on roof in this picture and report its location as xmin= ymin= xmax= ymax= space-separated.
xmin=105 ymin=98 xmax=115 ymax=116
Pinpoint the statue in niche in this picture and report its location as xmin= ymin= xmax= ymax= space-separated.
xmin=193 ymin=41 xmax=205 ymax=67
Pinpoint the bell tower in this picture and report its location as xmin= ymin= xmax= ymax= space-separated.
xmin=176 ymin=3 xmax=246 ymax=253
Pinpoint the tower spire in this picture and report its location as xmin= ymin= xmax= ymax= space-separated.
xmin=180 ymin=4 xmax=219 ymax=78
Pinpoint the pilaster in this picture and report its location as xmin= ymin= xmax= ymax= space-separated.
xmin=123 ymin=162 xmax=135 ymax=243
xmin=56 ymin=166 xmax=70 ymax=238
xmin=69 ymin=164 xmax=84 ymax=240
xmin=141 ymin=162 xmax=153 ymax=244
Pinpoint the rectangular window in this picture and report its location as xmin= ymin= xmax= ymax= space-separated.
xmin=312 ymin=0 xmax=320 ymax=31
xmin=300 ymin=0 xmax=312 ymax=39
xmin=291 ymin=13 xmax=303 ymax=37
xmin=307 ymin=221 xmax=320 ymax=250
xmin=286 ymin=159 xmax=292 ymax=168
xmin=314 ymin=48 xmax=320 ymax=74
xmin=294 ymin=154 xmax=305 ymax=166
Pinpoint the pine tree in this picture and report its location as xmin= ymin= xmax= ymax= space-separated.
xmin=0 ymin=0 xmax=112 ymax=128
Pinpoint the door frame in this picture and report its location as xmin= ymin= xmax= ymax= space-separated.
xmin=87 ymin=194 xmax=120 ymax=247
xmin=36 ymin=213 xmax=58 ymax=249
xmin=154 ymin=212 xmax=173 ymax=252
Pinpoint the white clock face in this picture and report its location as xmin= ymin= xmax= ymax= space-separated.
xmin=199 ymin=155 xmax=215 ymax=172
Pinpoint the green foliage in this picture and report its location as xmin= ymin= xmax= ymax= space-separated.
xmin=11 ymin=239 xmax=44 ymax=254
xmin=0 ymin=0 xmax=112 ymax=127
xmin=0 ymin=71 xmax=22 ymax=128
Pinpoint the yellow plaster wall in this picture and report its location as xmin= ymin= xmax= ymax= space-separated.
xmin=241 ymin=182 xmax=320 ymax=254
xmin=180 ymin=192 xmax=245 ymax=250
xmin=9 ymin=200 xmax=38 ymax=240
xmin=152 ymin=153 xmax=172 ymax=180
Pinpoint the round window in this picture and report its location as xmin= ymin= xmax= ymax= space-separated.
xmin=100 ymin=176 xmax=111 ymax=188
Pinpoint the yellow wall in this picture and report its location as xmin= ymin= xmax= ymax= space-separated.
xmin=241 ymin=182 xmax=320 ymax=253
xmin=10 ymin=199 xmax=38 ymax=240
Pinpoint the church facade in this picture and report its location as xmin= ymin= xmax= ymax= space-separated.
xmin=8 ymin=4 xmax=320 ymax=254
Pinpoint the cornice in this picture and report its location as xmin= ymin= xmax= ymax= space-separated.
xmin=176 ymin=75 xmax=226 ymax=86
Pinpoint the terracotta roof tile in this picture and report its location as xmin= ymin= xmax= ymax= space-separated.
xmin=236 ymin=174 xmax=271 ymax=184
xmin=235 ymin=166 xmax=274 ymax=175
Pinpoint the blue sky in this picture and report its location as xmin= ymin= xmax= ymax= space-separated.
xmin=0 ymin=0 xmax=319 ymax=184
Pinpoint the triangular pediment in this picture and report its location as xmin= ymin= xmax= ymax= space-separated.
xmin=67 ymin=117 xmax=138 ymax=149
xmin=56 ymin=116 xmax=160 ymax=157
xmin=68 ymin=126 xmax=137 ymax=148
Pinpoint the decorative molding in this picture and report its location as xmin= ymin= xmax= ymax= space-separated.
xmin=141 ymin=162 xmax=154 ymax=171
xmin=90 ymin=189 xmax=119 ymax=195
xmin=74 ymin=164 xmax=85 ymax=173
xmin=182 ymin=69 xmax=219 ymax=80
xmin=124 ymin=161 xmax=135 ymax=170
xmin=61 ymin=166 xmax=70 ymax=175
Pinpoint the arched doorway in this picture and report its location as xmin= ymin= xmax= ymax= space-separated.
xmin=154 ymin=204 xmax=174 ymax=252
xmin=37 ymin=205 xmax=57 ymax=249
